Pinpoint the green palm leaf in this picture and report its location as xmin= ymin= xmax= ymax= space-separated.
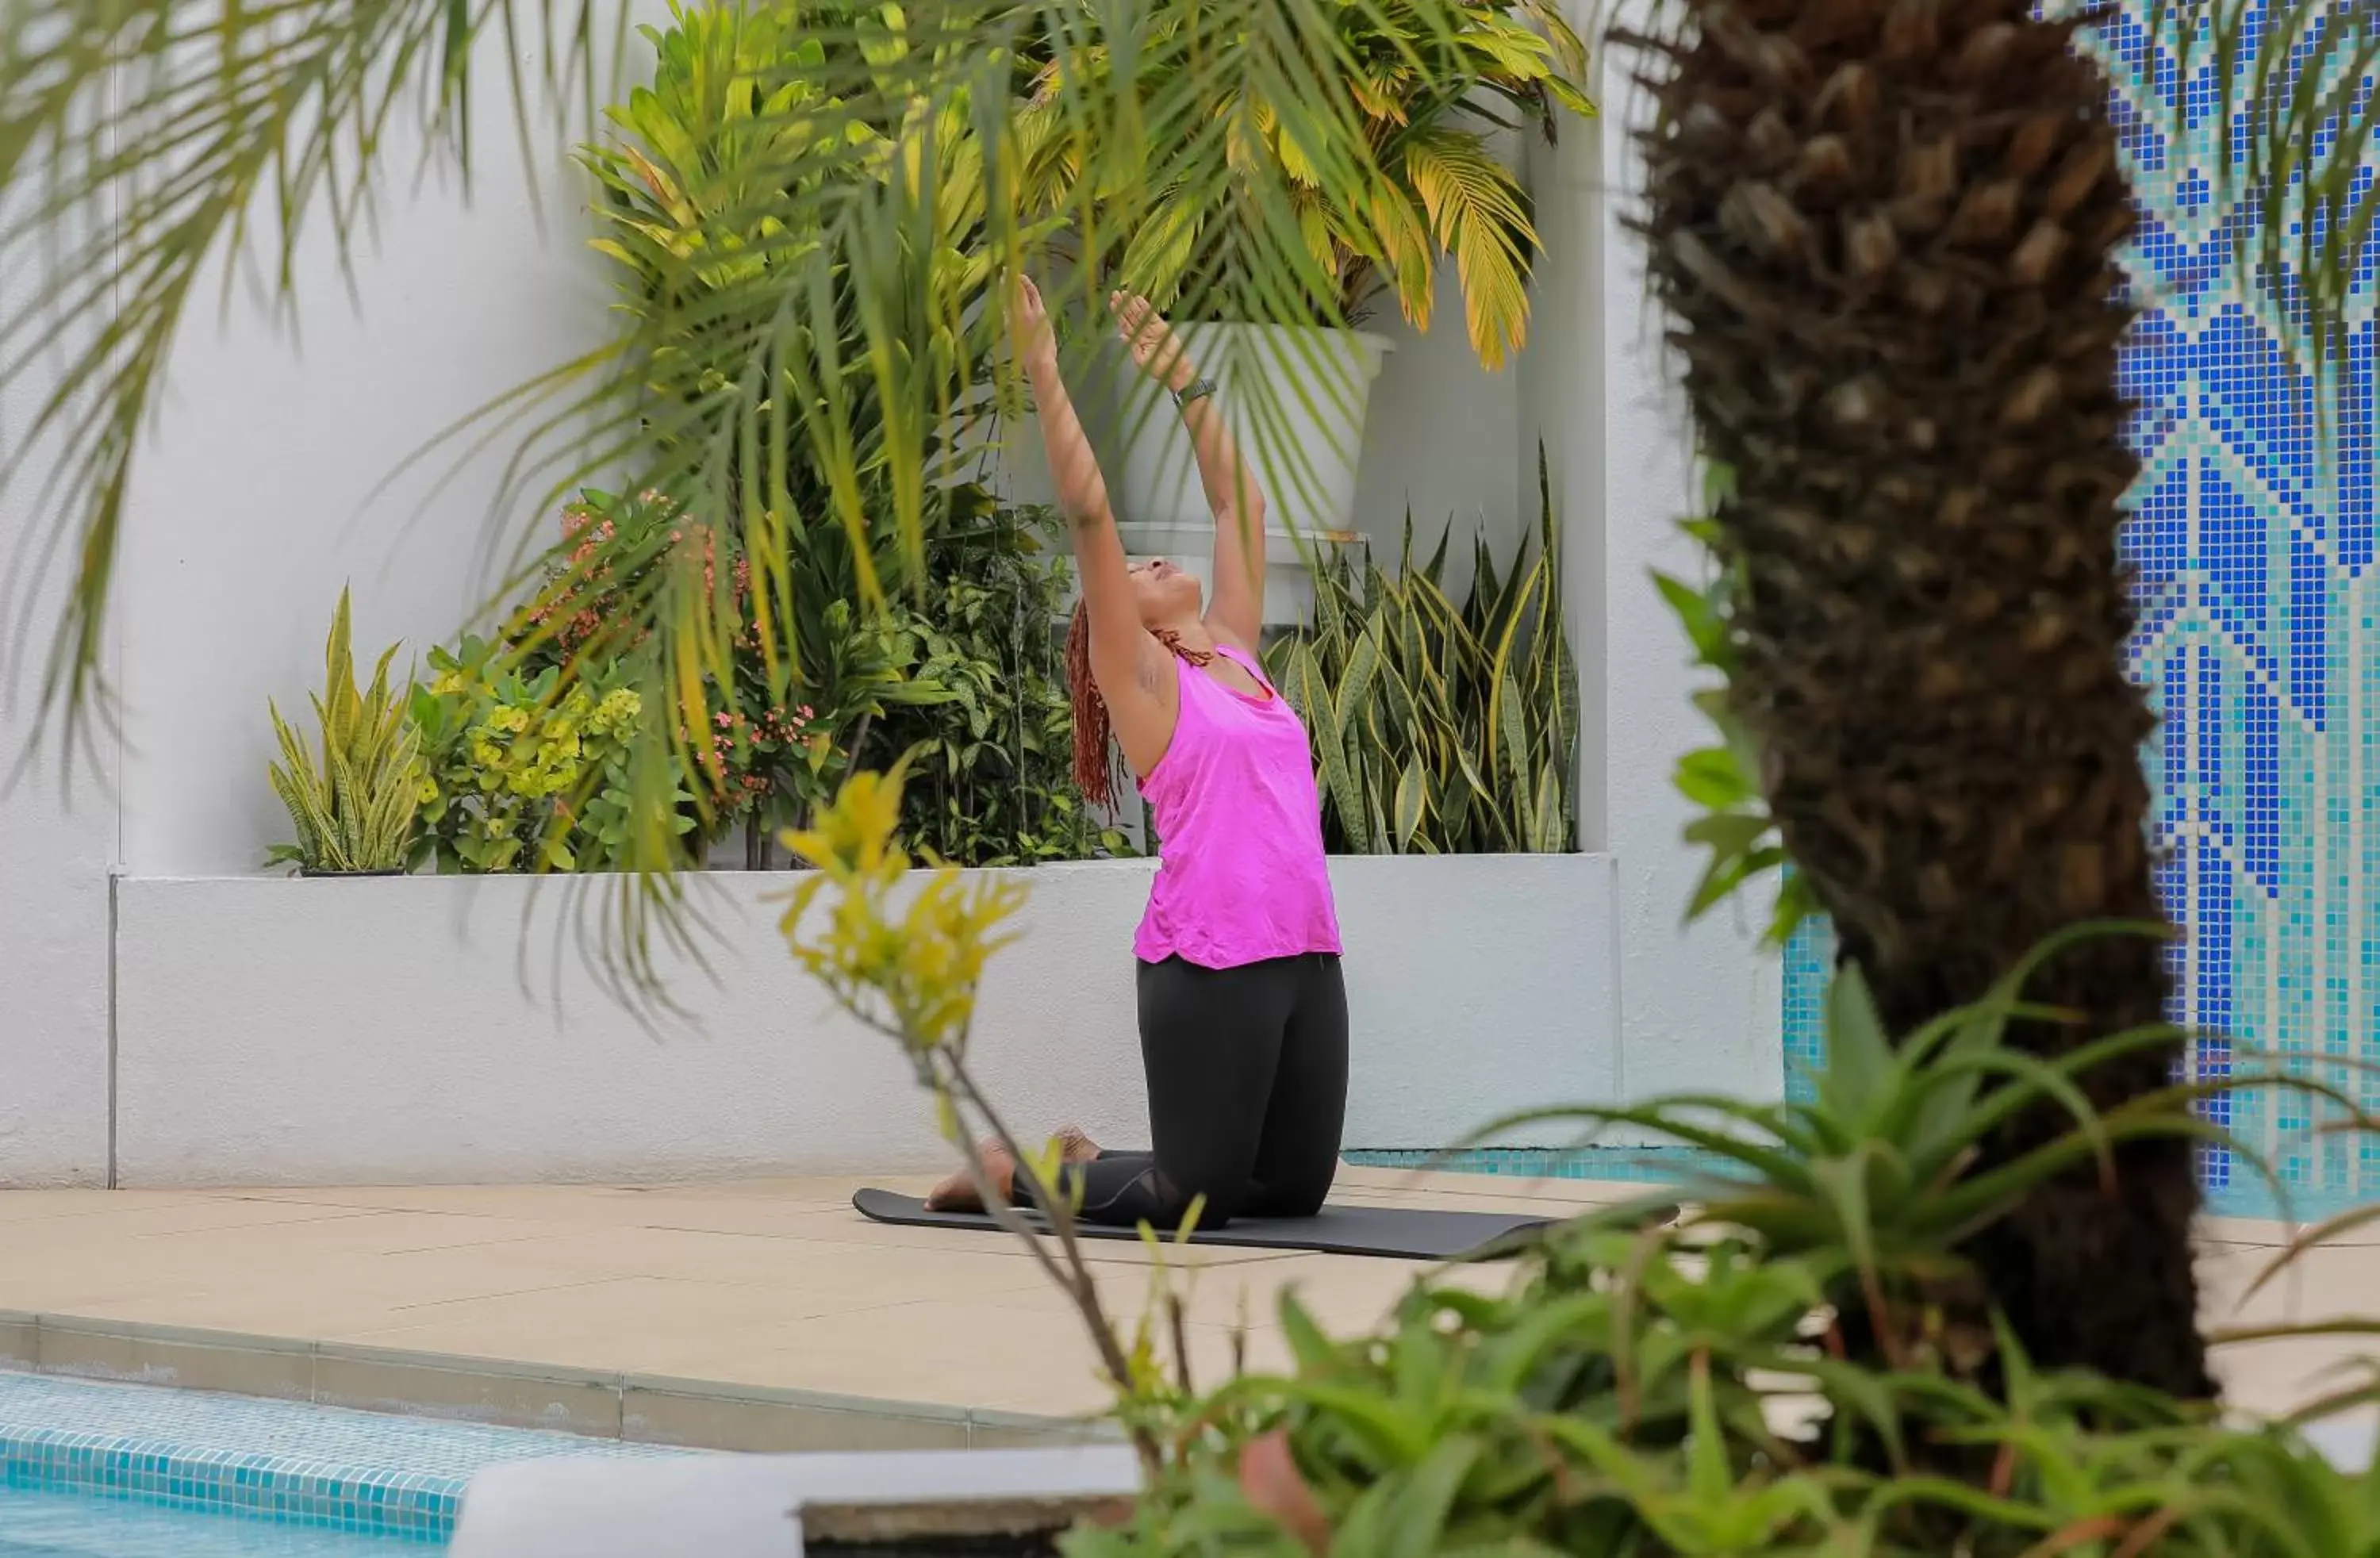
xmin=13 ymin=0 xmax=2350 ymax=990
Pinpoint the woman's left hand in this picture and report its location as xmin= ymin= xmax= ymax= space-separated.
xmin=1111 ymin=292 xmax=1197 ymax=393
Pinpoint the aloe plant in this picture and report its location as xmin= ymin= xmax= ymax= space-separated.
xmin=1266 ymin=453 xmax=1576 ymax=855
xmin=266 ymin=588 xmax=422 ymax=876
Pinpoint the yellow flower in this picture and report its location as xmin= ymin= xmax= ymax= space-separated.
xmin=429 ymin=673 xmax=464 ymax=696
xmin=415 ymin=777 xmax=439 ymax=804
xmin=469 ymin=740 xmax=504 ymax=769
xmin=490 ymin=705 xmax=532 ymax=735
xmin=593 ymin=688 xmax=641 ymax=736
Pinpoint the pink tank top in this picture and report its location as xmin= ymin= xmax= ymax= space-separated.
xmin=1132 ymin=643 xmax=1343 ymax=969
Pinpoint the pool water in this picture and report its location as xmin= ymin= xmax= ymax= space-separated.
xmin=0 ymin=1372 xmax=697 ymax=1556
xmin=0 ymin=1487 xmax=424 ymax=1556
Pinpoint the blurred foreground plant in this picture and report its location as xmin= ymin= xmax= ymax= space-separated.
xmin=776 ymin=790 xmax=2380 ymax=1552
xmin=779 ymin=765 xmax=1200 ymax=1472
xmin=1068 ymin=929 xmax=2380 ymax=1556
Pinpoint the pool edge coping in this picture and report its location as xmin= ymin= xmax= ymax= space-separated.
xmin=0 ymin=1312 xmax=1119 ymax=1456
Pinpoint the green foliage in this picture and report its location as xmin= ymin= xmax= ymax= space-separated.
xmin=579 ymin=0 xmax=1003 ymax=457
xmin=1064 ymin=929 xmax=2380 ymax=1557
xmin=408 ymin=635 xmax=695 ymax=873
xmin=779 ymin=763 xmax=1028 ymax=1053
xmin=1077 ymin=1228 xmax=2380 ymax=1556
xmin=266 ymin=588 xmax=422 ymax=875
xmin=1023 ymin=0 xmax=1593 ymax=366
xmin=516 ymin=483 xmax=1115 ymax=866
xmin=566 ymin=9 xmax=1117 ymax=869
xmin=869 ymin=506 xmax=1125 ymax=865
xmin=1268 ymin=457 xmax=1576 ymax=854
xmin=778 ymin=788 xmax=2380 ymax=1554
xmin=779 ymin=766 xmax=1164 ymax=1468
xmin=1655 ymin=460 xmax=1818 ymax=946
xmin=9 ymin=0 xmax=2375 ymax=1002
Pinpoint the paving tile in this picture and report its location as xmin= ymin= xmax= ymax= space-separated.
xmin=620 ymin=1380 xmax=970 ymax=1452
xmin=648 ymin=1301 xmax=1128 ymax=1417
xmin=311 ymin=1345 xmax=624 ymax=1437
xmin=0 ymin=1310 xmax=37 ymax=1368
xmin=2199 ymin=1242 xmax=2380 ymax=1420
xmin=2202 ymin=1212 xmax=2380 ymax=1249
xmin=0 ymin=1199 xmax=385 ymax=1248
xmin=329 ymin=1276 xmax=851 ymax=1374
xmin=37 ymin=1318 xmax=316 ymax=1403
xmin=966 ymin=1251 xmax=1455 ymax=1335
xmin=0 ymin=1191 xmax=218 ymax=1226
xmin=754 ymin=1207 xmax=1301 ymax=1267
xmin=413 ymin=1224 xmax=1061 ymax=1303
xmin=13 ymin=1176 xmax=2368 ymax=1433
xmin=967 ymin=1410 xmax=1123 ymax=1451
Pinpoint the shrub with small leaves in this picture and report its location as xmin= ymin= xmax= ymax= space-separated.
xmin=409 ymin=635 xmax=695 ymax=873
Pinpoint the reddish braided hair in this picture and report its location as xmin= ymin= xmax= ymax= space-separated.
xmin=1066 ymin=601 xmax=1213 ymax=808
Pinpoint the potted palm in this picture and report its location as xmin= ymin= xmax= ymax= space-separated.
xmin=265 ymin=588 xmax=423 ymax=878
xmin=1020 ymin=0 xmax=1591 ymax=550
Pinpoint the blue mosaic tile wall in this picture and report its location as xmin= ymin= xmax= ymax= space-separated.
xmin=1779 ymin=8 xmax=2380 ymax=1222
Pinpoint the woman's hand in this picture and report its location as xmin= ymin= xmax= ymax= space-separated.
xmin=1011 ymin=274 xmax=1058 ymax=378
xmin=1111 ymin=291 xmax=1198 ymax=394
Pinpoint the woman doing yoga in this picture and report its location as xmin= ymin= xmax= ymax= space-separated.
xmin=924 ymin=277 xmax=1346 ymax=1230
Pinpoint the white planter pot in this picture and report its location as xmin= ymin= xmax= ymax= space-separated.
xmin=1087 ymin=322 xmax=1392 ymax=537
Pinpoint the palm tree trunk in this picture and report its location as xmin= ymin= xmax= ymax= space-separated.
xmin=1627 ymin=0 xmax=2210 ymax=1397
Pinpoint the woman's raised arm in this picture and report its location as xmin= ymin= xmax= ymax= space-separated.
xmin=1112 ymin=294 xmax=1265 ymax=650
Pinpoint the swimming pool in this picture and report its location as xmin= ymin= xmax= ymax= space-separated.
xmin=0 ymin=1372 xmax=696 ymax=1554
xmin=0 ymin=1485 xmax=423 ymax=1556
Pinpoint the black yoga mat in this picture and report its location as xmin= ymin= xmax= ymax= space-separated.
xmin=851 ymin=1188 xmax=1552 ymax=1261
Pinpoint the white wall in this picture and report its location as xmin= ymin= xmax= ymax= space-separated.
xmin=109 ymin=109 xmax=1534 ymax=879
xmin=0 ymin=10 xmax=1783 ymax=1188
xmin=113 ymin=63 xmax=611 ymax=879
xmin=112 ymin=855 xmax=1618 ymax=1184
xmin=1531 ymin=6 xmax=1783 ymax=1111
xmin=0 ymin=182 xmax=118 ymax=1187
xmin=1349 ymin=267 xmax=1527 ymax=588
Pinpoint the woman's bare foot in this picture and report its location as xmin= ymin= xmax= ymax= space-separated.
xmin=924 ymin=1138 xmax=1015 ymax=1212
xmin=923 ymin=1128 xmax=1104 ymax=1212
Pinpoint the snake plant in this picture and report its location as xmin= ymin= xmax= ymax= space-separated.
xmin=267 ymin=588 xmax=422 ymax=876
xmin=1268 ymin=453 xmax=1576 ymax=855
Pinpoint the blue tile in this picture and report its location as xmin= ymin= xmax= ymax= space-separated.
xmin=0 ymin=1373 xmax=693 ymax=1543
xmin=1776 ymin=5 xmax=2380 ymax=1222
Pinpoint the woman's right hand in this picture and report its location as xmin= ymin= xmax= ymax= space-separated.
xmin=1010 ymin=274 xmax=1058 ymax=378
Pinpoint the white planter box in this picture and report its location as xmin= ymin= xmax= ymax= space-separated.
xmin=112 ymin=853 xmax=1615 ymax=1185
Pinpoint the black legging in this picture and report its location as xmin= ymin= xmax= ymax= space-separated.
xmin=1024 ymin=952 xmax=1348 ymax=1231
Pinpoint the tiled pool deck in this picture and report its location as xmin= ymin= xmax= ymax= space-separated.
xmin=0 ymin=1168 xmax=2371 ymax=1452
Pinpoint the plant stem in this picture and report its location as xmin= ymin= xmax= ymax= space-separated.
xmin=942 ymin=1048 xmax=1162 ymax=1474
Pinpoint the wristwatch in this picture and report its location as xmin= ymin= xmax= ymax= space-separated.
xmin=1173 ymin=376 xmax=1217 ymax=409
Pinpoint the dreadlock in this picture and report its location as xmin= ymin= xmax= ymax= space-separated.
xmin=1066 ymin=601 xmax=1213 ymax=808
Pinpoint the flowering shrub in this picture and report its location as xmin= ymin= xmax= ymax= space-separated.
xmin=407 ymin=635 xmax=694 ymax=873
xmin=514 ymin=489 xmax=901 ymax=858
xmin=509 ymin=485 xmax=1116 ymax=868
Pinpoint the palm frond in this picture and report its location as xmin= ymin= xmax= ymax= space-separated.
xmin=0 ymin=0 xmax=1448 ymax=1003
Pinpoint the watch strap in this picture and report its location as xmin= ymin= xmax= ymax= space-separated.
xmin=1173 ymin=376 xmax=1218 ymax=409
